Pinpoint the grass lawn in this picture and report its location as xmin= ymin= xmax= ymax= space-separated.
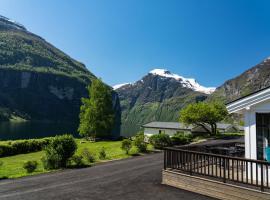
xmin=0 ymin=140 xmax=153 ymax=179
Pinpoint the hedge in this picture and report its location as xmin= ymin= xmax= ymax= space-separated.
xmin=0 ymin=138 xmax=52 ymax=157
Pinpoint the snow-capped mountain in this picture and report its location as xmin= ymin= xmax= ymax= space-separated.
xmin=115 ymin=68 xmax=211 ymax=136
xmin=114 ymin=68 xmax=216 ymax=94
xmin=149 ymin=69 xmax=216 ymax=94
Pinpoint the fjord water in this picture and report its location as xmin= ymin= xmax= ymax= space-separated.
xmin=0 ymin=121 xmax=79 ymax=140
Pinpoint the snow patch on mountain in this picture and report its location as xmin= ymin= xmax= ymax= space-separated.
xmin=113 ymin=83 xmax=132 ymax=90
xmin=149 ymin=69 xmax=216 ymax=94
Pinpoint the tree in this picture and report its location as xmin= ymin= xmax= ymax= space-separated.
xmin=121 ymin=139 xmax=132 ymax=154
xmin=78 ymin=79 xmax=115 ymax=140
xmin=179 ymin=101 xmax=228 ymax=135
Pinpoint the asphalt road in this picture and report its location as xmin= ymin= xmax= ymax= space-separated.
xmin=0 ymin=153 xmax=214 ymax=200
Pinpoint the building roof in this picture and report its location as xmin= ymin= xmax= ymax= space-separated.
xmin=226 ymin=85 xmax=270 ymax=105
xmin=226 ymin=86 xmax=270 ymax=114
xmin=142 ymin=122 xmax=193 ymax=130
xmin=142 ymin=121 xmax=243 ymax=131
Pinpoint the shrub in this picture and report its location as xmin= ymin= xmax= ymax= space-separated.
xmin=82 ymin=148 xmax=95 ymax=163
xmin=171 ymin=133 xmax=192 ymax=145
xmin=42 ymin=135 xmax=77 ymax=169
xmin=121 ymin=139 xmax=132 ymax=154
xmin=70 ymin=155 xmax=84 ymax=167
xmin=99 ymin=147 xmax=106 ymax=160
xmin=134 ymin=133 xmax=147 ymax=153
xmin=149 ymin=133 xmax=172 ymax=149
xmin=0 ymin=160 xmax=3 ymax=167
xmin=0 ymin=138 xmax=52 ymax=158
xmin=23 ymin=160 xmax=38 ymax=173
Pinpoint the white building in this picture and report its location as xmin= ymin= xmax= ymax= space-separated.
xmin=226 ymin=86 xmax=270 ymax=183
xmin=227 ymin=86 xmax=270 ymax=161
xmin=142 ymin=121 xmax=242 ymax=138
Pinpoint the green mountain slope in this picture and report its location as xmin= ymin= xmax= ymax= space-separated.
xmin=0 ymin=15 xmax=121 ymax=137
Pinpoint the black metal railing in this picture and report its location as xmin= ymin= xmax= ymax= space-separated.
xmin=164 ymin=147 xmax=270 ymax=192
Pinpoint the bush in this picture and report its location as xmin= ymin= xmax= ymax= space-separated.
xmin=0 ymin=160 xmax=3 ymax=167
xmin=171 ymin=133 xmax=192 ymax=145
xmin=82 ymin=148 xmax=95 ymax=163
xmin=23 ymin=160 xmax=38 ymax=173
xmin=69 ymin=155 xmax=84 ymax=167
xmin=0 ymin=138 xmax=52 ymax=158
xmin=99 ymin=147 xmax=106 ymax=160
xmin=42 ymin=135 xmax=77 ymax=169
xmin=149 ymin=133 xmax=172 ymax=149
xmin=134 ymin=133 xmax=147 ymax=153
xmin=121 ymin=139 xmax=132 ymax=154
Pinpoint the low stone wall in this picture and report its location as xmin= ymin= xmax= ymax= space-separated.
xmin=162 ymin=170 xmax=270 ymax=200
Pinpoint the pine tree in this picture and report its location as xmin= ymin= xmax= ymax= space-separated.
xmin=78 ymin=79 xmax=115 ymax=140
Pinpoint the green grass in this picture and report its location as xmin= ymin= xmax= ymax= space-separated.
xmin=0 ymin=139 xmax=153 ymax=179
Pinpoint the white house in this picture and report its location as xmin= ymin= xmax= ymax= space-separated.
xmin=226 ymin=86 xmax=270 ymax=161
xmin=142 ymin=121 xmax=242 ymax=138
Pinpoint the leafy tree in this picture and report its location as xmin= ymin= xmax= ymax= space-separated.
xmin=78 ymin=79 xmax=115 ymax=140
xmin=179 ymin=101 xmax=228 ymax=135
xmin=121 ymin=139 xmax=132 ymax=154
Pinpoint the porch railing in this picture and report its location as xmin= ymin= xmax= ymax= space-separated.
xmin=164 ymin=147 xmax=270 ymax=192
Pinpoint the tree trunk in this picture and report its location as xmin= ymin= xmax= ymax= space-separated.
xmin=210 ymin=123 xmax=217 ymax=135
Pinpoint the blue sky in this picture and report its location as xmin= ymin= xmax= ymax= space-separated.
xmin=1 ymin=0 xmax=270 ymax=87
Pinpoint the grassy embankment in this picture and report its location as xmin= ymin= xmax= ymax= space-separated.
xmin=0 ymin=139 xmax=153 ymax=179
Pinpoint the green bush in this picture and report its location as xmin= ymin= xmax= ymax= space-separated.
xmin=121 ymin=139 xmax=132 ymax=154
xmin=99 ymin=147 xmax=106 ymax=160
xmin=82 ymin=148 xmax=95 ymax=163
xmin=69 ymin=155 xmax=84 ymax=167
xmin=171 ymin=133 xmax=192 ymax=145
xmin=0 ymin=160 xmax=3 ymax=167
xmin=149 ymin=133 xmax=172 ymax=149
xmin=23 ymin=160 xmax=38 ymax=173
xmin=0 ymin=138 xmax=51 ymax=157
xmin=134 ymin=133 xmax=147 ymax=153
xmin=42 ymin=135 xmax=77 ymax=169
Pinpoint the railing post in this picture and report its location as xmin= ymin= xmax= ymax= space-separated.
xmin=190 ymin=153 xmax=192 ymax=175
xmin=223 ymin=157 xmax=226 ymax=183
xmin=261 ymin=164 xmax=264 ymax=192
xmin=164 ymin=149 xmax=167 ymax=170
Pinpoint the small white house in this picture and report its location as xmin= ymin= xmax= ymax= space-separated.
xmin=142 ymin=121 xmax=242 ymax=138
xmin=227 ymin=86 xmax=270 ymax=161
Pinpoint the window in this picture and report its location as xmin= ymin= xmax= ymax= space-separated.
xmin=158 ymin=130 xmax=165 ymax=134
xmin=256 ymin=113 xmax=270 ymax=160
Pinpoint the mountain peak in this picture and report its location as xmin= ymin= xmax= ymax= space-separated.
xmin=149 ymin=68 xmax=216 ymax=94
xmin=0 ymin=15 xmax=26 ymax=31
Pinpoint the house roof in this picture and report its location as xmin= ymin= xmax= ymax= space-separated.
xmin=142 ymin=122 xmax=193 ymax=130
xmin=226 ymin=85 xmax=270 ymax=105
xmin=226 ymin=86 xmax=270 ymax=114
xmin=142 ymin=121 xmax=242 ymax=131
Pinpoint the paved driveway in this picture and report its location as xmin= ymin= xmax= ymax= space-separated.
xmin=0 ymin=153 xmax=214 ymax=200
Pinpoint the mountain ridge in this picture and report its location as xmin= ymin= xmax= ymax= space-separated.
xmin=114 ymin=68 xmax=216 ymax=94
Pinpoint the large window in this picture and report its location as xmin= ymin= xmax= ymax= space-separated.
xmin=256 ymin=113 xmax=270 ymax=160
